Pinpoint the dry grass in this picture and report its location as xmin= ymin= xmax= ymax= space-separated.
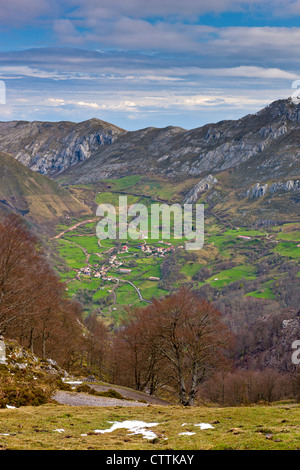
xmin=0 ymin=402 xmax=300 ymax=450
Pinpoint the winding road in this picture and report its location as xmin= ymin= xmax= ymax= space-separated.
xmin=53 ymin=218 xmax=152 ymax=309
xmin=119 ymin=279 xmax=151 ymax=303
xmin=51 ymin=218 xmax=99 ymax=239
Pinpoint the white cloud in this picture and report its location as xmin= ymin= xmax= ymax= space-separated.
xmin=75 ymin=101 xmax=100 ymax=109
xmin=186 ymin=66 xmax=299 ymax=80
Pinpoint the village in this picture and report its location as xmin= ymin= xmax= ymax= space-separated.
xmin=73 ymin=240 xmax=177 ymax=282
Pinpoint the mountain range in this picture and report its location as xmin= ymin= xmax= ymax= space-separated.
xmin=0 ymin=98 xmax=299 ymax=226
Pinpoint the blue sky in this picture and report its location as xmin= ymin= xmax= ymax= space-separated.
xmin=1 ymin=0 xmax=300 ymax=130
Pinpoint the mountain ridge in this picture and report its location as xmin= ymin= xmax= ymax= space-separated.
xmin=55 ymin=98 xmax=300 ymax=184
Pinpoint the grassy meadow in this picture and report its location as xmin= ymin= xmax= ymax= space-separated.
xmin=0 ymin=402 xmax=300 ymax=450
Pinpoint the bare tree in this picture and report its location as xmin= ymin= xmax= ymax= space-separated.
xmin=0 ymin=215 xmax=48 ymax=335
xmin=149 ymin=288 xmax=233 ymax=405
xmin=114 ymin=287 xmax=233 ymax=405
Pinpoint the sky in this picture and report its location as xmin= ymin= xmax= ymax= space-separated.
xmin=1 ymin=0 xmax=300 ymax=130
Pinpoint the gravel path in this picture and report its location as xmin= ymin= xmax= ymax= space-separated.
xmin=53 ymin=391 xmax=148 ymax=407
xmin=90 ymin=384 xmax=170 ymax=406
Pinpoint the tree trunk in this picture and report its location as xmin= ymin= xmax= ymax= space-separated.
xmin=187 ymin=362 xmax=198 ymax=406
xmin=29 ymin=327 xmax=34 ymax=354
xmin=178 ymin=363 xmax=188 ymax=405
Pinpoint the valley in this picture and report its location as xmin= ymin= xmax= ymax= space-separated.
xmin=49 ymin=175 xmax=300 ymax=340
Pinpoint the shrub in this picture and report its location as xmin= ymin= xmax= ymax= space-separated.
xmin=98 ymin=389 xmax=125 ymax=400
xmin=76 ymin=383 xmax=92 ymax=394
xmin=75 ymin=384 xmax=125 ymax=400
xmin=0 ymin=385 xmax=48 ymax=408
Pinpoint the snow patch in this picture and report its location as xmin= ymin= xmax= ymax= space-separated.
xmin=94 ymin=420 xmax=159 ymax=440
xmin=194 ymin=423 xmax=214 ymax=430
xmin=62 ymin=378 xmax=82 ymax=386
xmin=181 ymin=422 xmax=214 ymax=430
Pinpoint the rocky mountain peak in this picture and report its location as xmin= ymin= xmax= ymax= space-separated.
xmin=256 ymin=98 xmax=300 ymax=123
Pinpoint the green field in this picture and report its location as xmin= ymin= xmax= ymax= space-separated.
xmin=274 ymin=242 xmax=300 ymax=258
xmin=276 ymin=231 xmax=300 ymax=241
xmin=206 ymin=265 xmax=257 ymax=288
xmin=246 ymin=287 xmax=276 ymax=300
xmin=63 ymin=235 xmax=101 ymax=253
xmin=57 ymin=240 xmax=87 ymax=269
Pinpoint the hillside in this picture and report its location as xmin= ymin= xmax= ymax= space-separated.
xmin=55 ymin=99 xmax=299 ymax=224
xmin=0 ymin=152 xmax=91 ymax=226
xmin=0 ymin=118 xmax=125 ymax=176
xmin=0 ymin=338 xmax=299 ymax=450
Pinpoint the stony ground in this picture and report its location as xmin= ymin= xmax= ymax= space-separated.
xmin=53 ymin=383 xmax=170 ymax=407
xmin=53 ymin=391 xmax=148 ymax=407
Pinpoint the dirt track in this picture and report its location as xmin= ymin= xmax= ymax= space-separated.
xmin=51 ymin=218 xmax=98 ymax=239
xmin=90 ymin=384 xmax=170 ymax=405
xmin=53 ymin=391 xmax=148 ymax=407
xmin=52 ymin=384 xmax=170 ymax=407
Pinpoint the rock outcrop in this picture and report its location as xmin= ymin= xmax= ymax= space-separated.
xmin=246 ymin=183 xmax=269 ymax=199
xmin=269 ymin=180 xmax=300 ymax=193
xmin=246 ymin=179 xmax=300 ymax=198
xmin=184 ymin=175 xmax=218 ymax=203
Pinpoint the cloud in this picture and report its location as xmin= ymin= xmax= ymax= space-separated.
xmin=75 ymin=101 xmax=100 ymax=108
xmin=53 ymin=19 xmax=85 ymax=45
xmin=47 ymin=98 xmax=65 ymax=106
xmin=208 ymin=26 xmax=300 ymax=63
xmin=1 ymin=0 xmax=300 ymax=29
xmin=42 ymin=90 xmax=277 ymax=113
xmin=64 ymin=0 xmax=293 ymax=21
xmin=188 ymin=66 xmax=299 ymax=80
xmin=45 ymin=97 xmax=138 ymax=112
xmin=47 ymin=14 xmax=300 ymax=70
xmin=0 ymin=0 xmax=54 ymax=26
xmin=2 ymin=1 xmax=300 ymax=130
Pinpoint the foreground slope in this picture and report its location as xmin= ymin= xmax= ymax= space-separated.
xmin=1 ymin=402 xmax=300 ymax=450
